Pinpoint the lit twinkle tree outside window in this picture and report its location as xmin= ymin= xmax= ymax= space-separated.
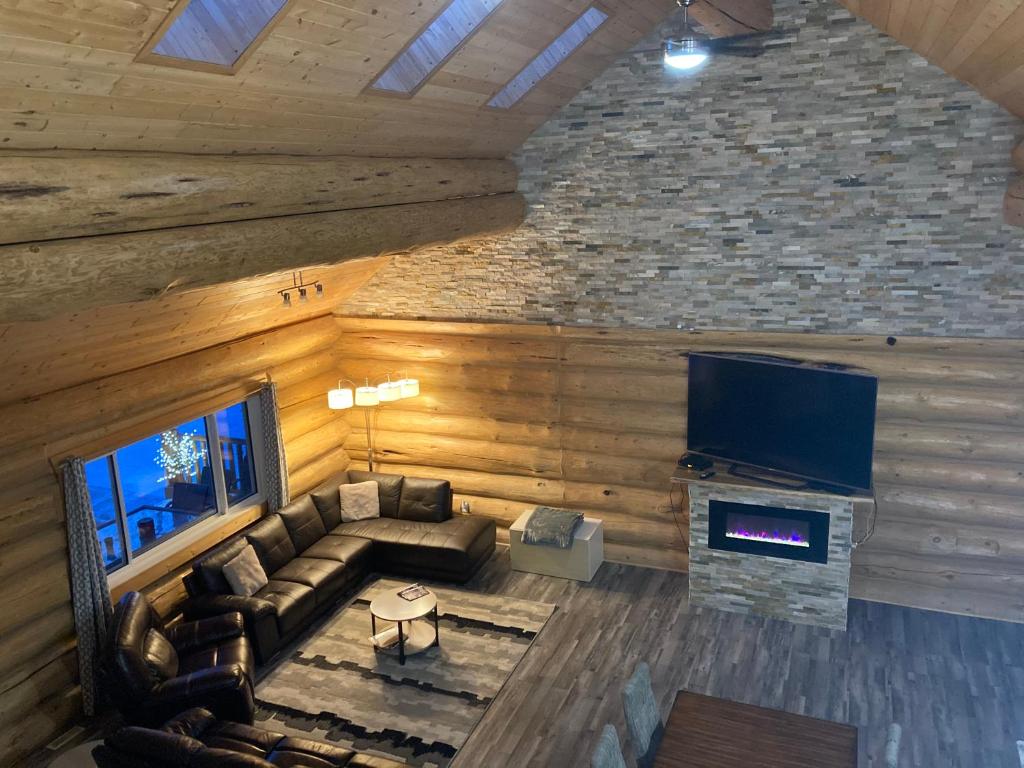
xmin=155 ymin=428 xmax=208 ymax=484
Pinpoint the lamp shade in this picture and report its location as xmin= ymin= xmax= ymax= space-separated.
xmin=355 ymin=386 xmax=380 ymax=407
xmin=377 ymin=380 xmax=403 ymax=402
xmin=327 ymin=387 xmax=354 ymax=410
xmin=399 ymin=378 xmax=420 ymax=398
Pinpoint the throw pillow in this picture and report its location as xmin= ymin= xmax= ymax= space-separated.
xmin=222 ymin=543 xmax=268 ymax=597
xmin=339 ymin=480 xmax=381 ymax=522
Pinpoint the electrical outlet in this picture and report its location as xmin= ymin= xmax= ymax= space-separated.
xmin=460 ymin=500 xmax=471 ymax=514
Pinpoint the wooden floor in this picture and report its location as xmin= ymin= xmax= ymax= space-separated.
xmin=453 ymin=549 xmax=1024 ymax=768
xmin=30 ymin=549 xmax=1024 ymax=767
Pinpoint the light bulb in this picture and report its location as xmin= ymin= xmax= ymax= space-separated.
xmin=664 ymin=38 xmax=708 ymax=70
xmin=282 ymin=292 xmax=291 ymax=307
xmin=299 ymin=287 xmax=308 ymax=303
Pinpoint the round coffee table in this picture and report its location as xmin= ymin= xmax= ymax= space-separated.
xmin=369 ymin=587 xmax=439 ymax=665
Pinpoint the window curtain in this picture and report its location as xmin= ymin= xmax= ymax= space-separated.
xmin=259 ymin=382 xmax=290 ymax=513
xmin=61 ymin=457 xmax=113 ymax=716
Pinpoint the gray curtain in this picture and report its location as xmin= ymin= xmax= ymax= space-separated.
xmin=259 ymin=382 xmax=290 ymax=513
xmin=62 ymin=457 xmax=113 ymax=716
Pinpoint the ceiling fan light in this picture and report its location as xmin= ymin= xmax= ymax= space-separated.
xmin=664 ymin=38 xmax=708 ymax=70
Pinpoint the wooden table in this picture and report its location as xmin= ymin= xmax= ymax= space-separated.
xmin=653 ymin=691 xmax=858 ymax=768
xmin=369 ymin=586 xmax=439 ymax=666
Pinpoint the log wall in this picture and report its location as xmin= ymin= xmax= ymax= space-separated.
xmin=336 ymin=317 xmax=1024 ymax=621
xmin=0 ymin=313 xmax=351 ymax=764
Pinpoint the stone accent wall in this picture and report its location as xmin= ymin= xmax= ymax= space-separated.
xmin=687 ymin=482 xmax=854 ymax=630
xmin=343 ymin=0 xmax=1024 ymax=338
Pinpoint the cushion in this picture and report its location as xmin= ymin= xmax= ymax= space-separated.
xmin=254 ymin=581 xmax=316 ymax=636
xmin=278 ymin=497 xmax=327 ymax=554
xmin=142 ymin=628 xmax=179 ymax=680
xmin=245 ymin=516 xmax=297 ymax=575
xmin=222 ymin=545 xmax=269 ymax=598
xmin=270 ymin=558 xmax=351 ymax=605
xmin=194 ymin=537 xmax=249 ymax=595
xmin=398 ymin=476 xmax=452 ymax=522
xmin=309 ymin=471 xmax=349 ymax=530
xmin=302 ymin=535 xmax=373 ymax=571
xmin=177 ymin=635 xmax=255 ymax=677
xmin=348 ymin=471 xmax=403 ymax=518
xmin=339 ymin=481 xmax=381 ymax=522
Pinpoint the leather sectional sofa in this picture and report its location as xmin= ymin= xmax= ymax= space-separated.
xmin=93 ymin=707 xmax=403 ymax=767
xmin=184 ymin=470 xmax=495 ymax=664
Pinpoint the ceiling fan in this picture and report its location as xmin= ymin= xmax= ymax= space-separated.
xmin=639 ymin=0 xmax=781 ymax=71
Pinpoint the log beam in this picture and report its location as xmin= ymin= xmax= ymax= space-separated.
xmin=0 ymin=193 xmax=525 ymax=323
xmin=0 ymin=151 xmax=518 ymax=245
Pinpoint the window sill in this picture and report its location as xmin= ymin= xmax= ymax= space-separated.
xmin=108 ymin=496 xmax=266 ymax=600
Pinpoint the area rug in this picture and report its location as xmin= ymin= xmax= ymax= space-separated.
xmin=254 ymin=577 xmax=555 ymax=767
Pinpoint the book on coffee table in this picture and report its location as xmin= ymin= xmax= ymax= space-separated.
xmin=398 ymin=584 xmax=429 ymax=601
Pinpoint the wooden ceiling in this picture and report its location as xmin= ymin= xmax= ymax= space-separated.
xmin=840 ymin=0 xmax=1024 ymax=118
xmin=0 ymin=0 xmax=1018 ymax=158
xmin=0 ymin=0 xmax=678 ymax=158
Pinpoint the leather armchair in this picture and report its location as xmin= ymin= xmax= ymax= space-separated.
xmin=101 ymin=592 xmax=256 ymax=727
xmin=92 ymin=707 xmax=404 ymax=768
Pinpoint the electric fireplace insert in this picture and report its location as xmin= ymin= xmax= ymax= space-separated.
xmin=708 ymin=500 xmax=830 ymax=564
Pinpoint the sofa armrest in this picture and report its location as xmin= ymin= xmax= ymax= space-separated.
xmin=161 ymin=707 xmax=219 ymax=739
xmin=184 ymin=593 xmax=280 ymax=665
xmin=167 ymin=612 xmax=245 ymax=655
xmin=150 ymin=664 xmax=254 ymax=725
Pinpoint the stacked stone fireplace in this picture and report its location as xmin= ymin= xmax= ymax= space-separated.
xmin=686 ymin=479 xmax=858 ymax=631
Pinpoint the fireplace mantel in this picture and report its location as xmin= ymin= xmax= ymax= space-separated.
xmin=675 ymin=467 xmax=874 ymax=631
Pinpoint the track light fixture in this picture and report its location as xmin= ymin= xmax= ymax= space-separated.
xmin=277 ymin=271 xmax=325 ymax=307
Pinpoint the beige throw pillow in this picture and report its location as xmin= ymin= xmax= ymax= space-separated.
xmin=222 ymin=544 xmax=268 ymax=597
xmin=339 ymin=480 xmax=380 ymax=522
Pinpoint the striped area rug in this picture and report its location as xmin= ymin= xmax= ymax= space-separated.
xmin=254 ymin=577 xmax=555 ymax=767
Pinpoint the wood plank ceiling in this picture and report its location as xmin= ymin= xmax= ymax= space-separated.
xmin=0 ymin=0 xmax=679 ymax=158
xmin=839 ymin=0 xmax=1024 ymax=118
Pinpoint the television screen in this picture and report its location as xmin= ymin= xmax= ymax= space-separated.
xmin=687 ymin=353 xmax=878 ymax=492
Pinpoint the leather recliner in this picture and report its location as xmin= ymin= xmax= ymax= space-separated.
xmin=92 ymin=707 xmax=404 ymax=768
xmin=183 ymin=470 xmax=495 ymax=665
xmin=101 ymin=592 xmax=256 ymax=727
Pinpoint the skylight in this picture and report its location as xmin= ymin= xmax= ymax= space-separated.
xmin=370 ymin=0 xmax=505 ymax=95
xmin=489 ymin=6 xmax=609 ymax=109
xmin=148 ymin=0 xmax=289 ymax=70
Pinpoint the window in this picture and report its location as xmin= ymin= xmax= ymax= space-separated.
xmin=87 ymin=399 xmax=261 ymax=575
xmin=139 ymin=0 xmax=291 ymax=74
xmin=488 ymin=6 xmax=609 ymax=109
xmin=369 ymin=0 xmax=505 ymax=96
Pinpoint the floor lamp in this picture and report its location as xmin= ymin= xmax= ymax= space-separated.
xmin=327 ymin=375 xmax=420 ymax=471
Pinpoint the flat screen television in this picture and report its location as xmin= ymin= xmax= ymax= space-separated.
xmin=687 ymin=353 xmax=878 ymax=492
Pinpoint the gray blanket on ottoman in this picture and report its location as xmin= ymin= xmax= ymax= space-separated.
xmin=522 ymin=506 xmax=583 ymax=549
